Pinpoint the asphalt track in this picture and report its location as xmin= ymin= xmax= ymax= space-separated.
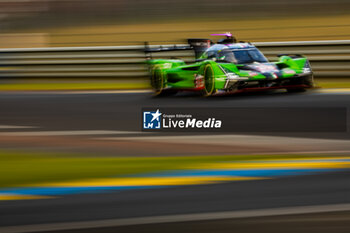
xmin=0 ymin=89 xmax=350 ymax=232
xmin=0 ymin=89 xmax=349 ymax=138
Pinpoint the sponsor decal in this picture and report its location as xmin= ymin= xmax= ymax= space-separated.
xmin=254 ymin=64 xmax=278 ymax=73
xmin=284 ymin=69 xmax=296 ymax=75
xmin=194 ymin=74 xmax=204 ymax=88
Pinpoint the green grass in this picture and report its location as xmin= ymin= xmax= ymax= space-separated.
xmin=0 ymin=150 xmax=339 ymax=188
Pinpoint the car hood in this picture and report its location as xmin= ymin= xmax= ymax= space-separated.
xmin=219 ymin=62 xmax=292 ymax=80
xmin=241 ymin=63 xmax=279 ymax=73
xmin=220 ymin=62 xmax=279 ymax=73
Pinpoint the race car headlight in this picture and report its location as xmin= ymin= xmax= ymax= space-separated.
xmin=303 ymin=67 xmax=311 ymax=74
xmin=303 ymin=61 xmax=312 ymax=74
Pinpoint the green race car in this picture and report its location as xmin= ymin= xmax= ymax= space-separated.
xmin=146 ymin=33 xmax=314 ymax=96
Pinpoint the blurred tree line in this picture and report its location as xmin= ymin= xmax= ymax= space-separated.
xmin=0 ymin=0 xmax=348 ymax=31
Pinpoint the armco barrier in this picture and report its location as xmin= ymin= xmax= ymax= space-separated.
xmin=0 ymin=40 xmax=349 ymax=78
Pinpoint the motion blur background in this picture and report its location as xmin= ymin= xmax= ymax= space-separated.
xmin=0 ymin=0 xmax=349 ymax=47
xmin=0 ymin=0 xmax=348 ymax=90
xmin=1 ymin=1 xmax=350 ymax=233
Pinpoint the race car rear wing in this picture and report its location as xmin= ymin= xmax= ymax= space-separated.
xmin=144 ymin=44 xmax=192 ymax=53
xmin=144 ymin=43 xmax=192 ymax=60
xmin=144 ymin=39 xmax=213 ymax=59
xmin=187 ymin=39 xmax=213 ymax=58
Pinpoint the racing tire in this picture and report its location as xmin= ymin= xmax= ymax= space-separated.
xmin=151 ymin=66 xmax=177 ymax=97
xmin=151 ymin=65 xmax=164 ymax=96
xmin=201 ymin=64 xmax=216 ymax=97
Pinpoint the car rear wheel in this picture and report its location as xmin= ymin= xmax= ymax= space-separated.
xmin=201 ymin=64 xmax=215 ymax=96
xmin=151 ymin=65 xmax=164 ymax=96
xmin=151 ymin=65 xmax=177 ymax=97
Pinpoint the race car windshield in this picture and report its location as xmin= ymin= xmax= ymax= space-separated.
xmin=218 ymin=48 xmax=268 ymax=64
